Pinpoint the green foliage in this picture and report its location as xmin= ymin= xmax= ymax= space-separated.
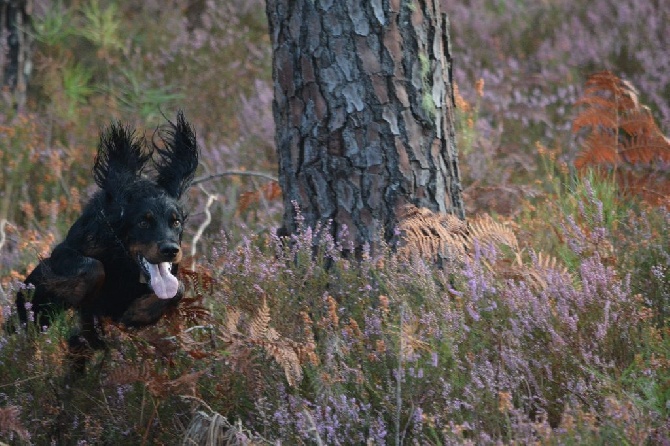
xmin=77 ymin=0 xmax=124 ymax=53
xmin=61 ymin=63 xmax=95 ymax=119
xmin=29 ymin=0 xmax=183 ymax=126
xmin=111 ymin=67 xmax=184 ymax=122
xmin=31 ymin=1 xmax=73 ymax=46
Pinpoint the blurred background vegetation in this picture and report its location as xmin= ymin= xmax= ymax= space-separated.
xmin=1 ymin=0 xmax=669 ymax=265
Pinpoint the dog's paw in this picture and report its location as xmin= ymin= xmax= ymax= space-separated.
xmin=118 ymin=284 xmax=183 ymax=328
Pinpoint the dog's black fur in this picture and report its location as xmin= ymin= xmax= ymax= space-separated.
xmin=16 ymin=112 xmax=199 ymax=352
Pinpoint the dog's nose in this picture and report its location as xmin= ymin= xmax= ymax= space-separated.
xmin=160 ymin=242 xmax=180 ymax=259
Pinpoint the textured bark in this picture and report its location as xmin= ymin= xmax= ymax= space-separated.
xmin=267 ymin=0 xmax=464 ymax=249
xmin=0 ymin=0 xmax=32 ymax=111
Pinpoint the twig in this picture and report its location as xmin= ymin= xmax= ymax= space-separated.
xmin=0 ymin=372 xmax=50 ymax=389
xmin=141 ymin=400 xmax=159 ymax=446
xmin=0 ymin=219 xmax=7 ymax=296
xmin=303 ymin=408 xmax=325 ymax=446
xmin=180 ymin=394 xmax=215 ymax=413
xmin=395 ymin=302 xmax=406 ymax=446
xmin=0 ymin=219 xmax=7 ymax=255
xmin=190 ymin=186 xmax=218 ymax=269
xmin=192 ymin=170 xmax=278 ymax=186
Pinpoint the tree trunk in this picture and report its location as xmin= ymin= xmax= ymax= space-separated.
xmin=266 ymin=0 xmax=464 ymax=249
xmin=1 ymin=0 xmax=31 ymax=111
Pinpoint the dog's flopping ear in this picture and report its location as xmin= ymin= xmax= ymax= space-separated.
xmin=154 ymin=111 xmax=199 ymax=199
xmin=94 ymin=122 xmax=151 ymax=191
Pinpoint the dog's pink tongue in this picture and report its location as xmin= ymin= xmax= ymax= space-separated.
xmin=147 ymin=262 xmax=179 ymax=299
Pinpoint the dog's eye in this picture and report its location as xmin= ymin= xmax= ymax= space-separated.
xmin=172 ymin=219 xmax=182 ymax=228
xmin=138 ymin=221 xmax=150 ymax=229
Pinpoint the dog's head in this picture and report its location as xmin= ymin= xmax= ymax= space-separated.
xmin=93 ymin=111 xmax=199 ymax=300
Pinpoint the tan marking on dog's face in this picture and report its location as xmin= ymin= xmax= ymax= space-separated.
xmin=128 ymin=243 xmax=163 ymax=265
xmin=168 ymin=248 xmax=183 ymax=264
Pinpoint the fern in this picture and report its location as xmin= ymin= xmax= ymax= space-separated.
xmin=398 ymin=206 xmax=572 ymax=290
xmin=106 ymin=364 xmax=203 ymax=399
xmin=572 ymin=71 xmax=670 ymax=206
xmin=398 ymin=206 xmax=518 ymax=261
xmin=467 ymin=214 xmax=519 ymax=252
xmin=573 ymin=71 xmax=668 ymax=167
xmin=518 ymin=251 xmax=573 ymax=291
xmin=106 ymin=364 xmax=149 ymax=387
xmin=248 ymin=298 xmax=271 ymax=340
xmin=219 ymin=298 xmax=305 ymax=387
xmin=397 ymin=205 xmax=468 ymax=262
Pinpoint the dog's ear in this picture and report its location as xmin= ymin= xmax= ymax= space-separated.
xmin=154 ymin=111 xmax=199 ymax=199
xmin=94 ymin=122 xmax=151 ymax=191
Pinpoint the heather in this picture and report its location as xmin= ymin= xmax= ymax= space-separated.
xmin=1 ymin=0 xmax=669 ymax=444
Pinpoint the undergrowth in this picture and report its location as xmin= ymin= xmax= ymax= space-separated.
xmin=1 ymin=167 xmax=668 ymax=443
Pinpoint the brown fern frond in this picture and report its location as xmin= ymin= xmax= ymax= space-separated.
xmin=218 ymin=301 xmax=305 ymax=387
xmin=573 ymin=94 xmax=620 ymax=112
xmin=179 ymin=267 xmax=215 ymax=299
xmin=146 ymin=373 xmax=171 ymax=399
xmin=579 ymin=71 xmax=640 ymax=111
xmin=618 ymin=171 xmax=670 ymax=207
xmin=573 ymin=71 xmax=670 ymax=206
xmin=535 ymin=252 xmax=566 ymax=274
xmin=571 ymin=106 xmax=618 ymax=133
xmin=397 ymin=205 xmax=468 ymax=261
xmin=466 ymin=214 xmax=519 ymax=253
xmin=133 ymin=368 xmax=204 ymax=399
xmin=161 ymin=370 xmax=205 ymax=397
xmin=261 ymin=339 xmax=302 ymax=387
xmin=574 ymin=134 xmax=619 ymax=169
xmin=106 ymin=364 xmax=149 ymax=387
xmin=574 ymin=71 xmax=670 ymax=169
xmin=489 ymin=251 xmax=572 ymax=291
xmin=137 ymin=327 xmax=182 ymax=358
xmin=398 ymin=207 xmax=521 ymax=264
xmin=265 ymin=326 xmax=281 ymax=342
xmin=172 ymin=294 xmax=212 ymax=325
xmin=161 ymin=297 xmax=212 ymax=338
xmin=522 ymin=251 xmax=572 ymax=291
xmin=619 ymin=107 xmax=658 ymax=136
xmin=398 ymin=208 xmax=575 ymax=290
xmin=249 ymin=297 xmax=271 ymax=340
xmin=619 ymin=134 xmax=670 ymax=165
xmin=224 ymin=308 xmax=241 ymax=335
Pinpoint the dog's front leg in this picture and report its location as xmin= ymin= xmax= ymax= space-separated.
xmin=67 ymin=307 xmax=106 ymax=375
xmin=19 ymin=245 xmax=106 ymax=325
xmin=118 ymin=282 xmax=184 ymax=327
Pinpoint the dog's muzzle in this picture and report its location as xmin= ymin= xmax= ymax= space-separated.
xmin=138 ymin=255 xmax=179 ymax=299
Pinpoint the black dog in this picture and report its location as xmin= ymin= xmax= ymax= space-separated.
xmin=16 ymin=112 xmax=199 ymax=352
